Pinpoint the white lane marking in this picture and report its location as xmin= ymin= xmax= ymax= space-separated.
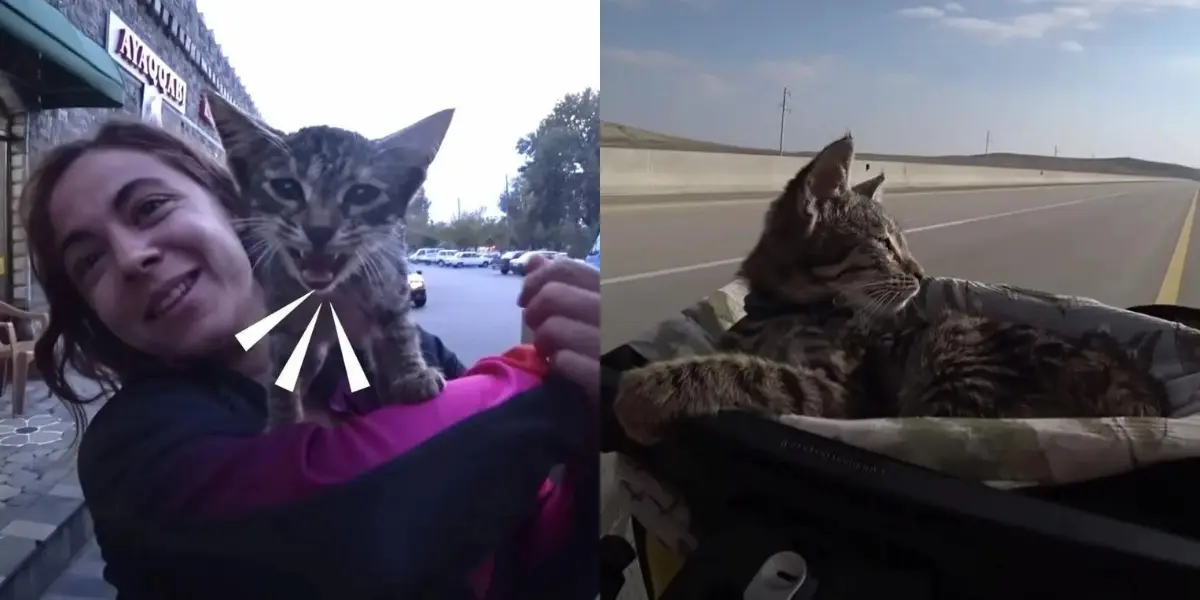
xmin=600 ymin=182 xmax=1156 ymax=214
xmin=600 ymin=191 xmax=1128 ymax=286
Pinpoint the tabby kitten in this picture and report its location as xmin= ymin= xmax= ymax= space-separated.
xmin=613 ymin=134 xmax=1167 ymax=446
xmin=205 ymin=92 xmax=449 ymax=429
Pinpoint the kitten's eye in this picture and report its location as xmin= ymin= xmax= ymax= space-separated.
xmin=876 ymin=236 xmax=899 ymax=256
xmin=343 ymin=184 xmax=381 ymax=206
xmin=268 ymin=178 xmax=305 ymax=202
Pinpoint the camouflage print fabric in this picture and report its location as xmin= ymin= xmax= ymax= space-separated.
xmin=613 ymin=276 xmax=1200 ymax=555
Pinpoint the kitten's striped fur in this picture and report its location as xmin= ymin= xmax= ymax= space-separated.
xmin=206 ymin=92 xmax=453 ymax=429
xmin=613 ymin=134 xmax=1168 ymax=446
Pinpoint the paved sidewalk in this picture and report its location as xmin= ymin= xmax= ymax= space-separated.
xmin=38 ymin=539 xmax=114 ymax=600
xmin=0 ymin=371 xmax=108 ymax=600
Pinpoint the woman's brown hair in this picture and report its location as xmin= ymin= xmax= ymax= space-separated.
xmin=20 ymin=119 xmax=242 ymax=422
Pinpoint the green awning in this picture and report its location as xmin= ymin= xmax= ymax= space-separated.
xmin=0 ymin=0 xmax=125 ymax=110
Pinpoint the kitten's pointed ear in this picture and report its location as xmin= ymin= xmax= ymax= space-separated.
xmin=204 ymin=91 xmax=283 ymax=162
xmin=853 ymin=172 xmax=886 ymax=201
xmin=803 ymin=133 xmax=855 ymax=199
xmin=377 ymin=108 xmax=456 ymax=163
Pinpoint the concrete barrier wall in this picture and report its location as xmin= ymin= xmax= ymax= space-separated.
xmin=601 ymin=147 xmax=1160 ymax=196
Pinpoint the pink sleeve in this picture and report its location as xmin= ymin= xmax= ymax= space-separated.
xmin=171 ymin=353 xmax=545 ymax=518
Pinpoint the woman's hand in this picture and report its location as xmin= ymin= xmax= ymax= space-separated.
xmin=518 ymin=254 xmax=601 ymax=402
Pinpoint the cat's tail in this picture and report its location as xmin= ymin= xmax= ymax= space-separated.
xmin=612 ymin=353 xmax=841 ymax=446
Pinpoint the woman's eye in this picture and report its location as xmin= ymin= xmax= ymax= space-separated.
xmin=132 ymin=196 xmax=171 ymax=223
xmin=72 ymin=251 xmax=103 ymax=278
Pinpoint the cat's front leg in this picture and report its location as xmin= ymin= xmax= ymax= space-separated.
xmin=369 ymin=312 xmax=445 ymax=405
xmin=614 ymin=353 xmax=844 ymax=446
xmin=265 ymin=331 xmax=305 ymax=431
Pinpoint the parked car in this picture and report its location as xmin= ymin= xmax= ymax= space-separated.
xmin=448 ymin=251 xmax=489 ymax=268
xmin=509 ymin=250 xmax=559 ymax=276
xmin=408 ymin=248 xmax=439 ymax=265
xmin=434 ymin=249 xmax=458 ymax=266
xmin=408 ymin=270 xmax=427 ymax=308
xmin=495 ymin=250 xmax=527 ymax=274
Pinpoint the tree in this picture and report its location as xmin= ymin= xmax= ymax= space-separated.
xmin=500 ymin=87 xmax=599 ymax=252
xmin=498 ymin=176 xmax=539 ymax=249
xmin=414 ymin=206 xmax=514 ymax=251
xmin=408 ymin=187 xmax=432 ymax=227
xmin=405 ymin=187 xmax=443 ymax=248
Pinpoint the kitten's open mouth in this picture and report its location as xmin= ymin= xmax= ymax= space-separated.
xmin=287 ymin=249 xmax=350 ymax=289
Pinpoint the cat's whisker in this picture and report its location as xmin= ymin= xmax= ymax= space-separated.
xmin=229 ymin=216 xmax=273 ymax=225
xmin=351 ymin=250 xmax=372 ymax=286
xmin=864 ymin=295 xmax=891 ymax=321
xmin=844 ymin=279 xmax=892 ymax=294
xmin=251 ymin=245 xmax=279 ymax=274
xmin=370 ymin=255 xmax=391 ymax=290
xmin=244 ymin=237 xmax=271 ymax=254
xmin=358 ymin=250 xmax=384 ymax=289
xmin=357 ymin=247 xmax=392 ymax=291
xmin=861 ymin=287 xmax=903 ymax=321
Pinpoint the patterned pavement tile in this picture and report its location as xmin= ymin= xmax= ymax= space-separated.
xmin=0 ymin=372 xmax=113 ymax=599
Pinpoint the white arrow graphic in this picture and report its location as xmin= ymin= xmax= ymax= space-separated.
xmin=235 ymin=292 xmax=372 ymax=393
xmin=328 ymin=304 xmax=370 ymax=392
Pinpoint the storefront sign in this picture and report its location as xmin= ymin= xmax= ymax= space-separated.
xmin=106 ymin=12 xmax=187 ymax=112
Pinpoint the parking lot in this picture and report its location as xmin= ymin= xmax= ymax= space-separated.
xmin=410 ymin=261 xmax=529 ymax=365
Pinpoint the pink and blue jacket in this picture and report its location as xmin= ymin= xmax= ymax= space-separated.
xmin=75 ymin=345 xmax=597 ymax=599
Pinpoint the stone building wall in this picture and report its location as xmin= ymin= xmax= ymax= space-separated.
xmin=14 ymin=0 xmax=258 ymax=309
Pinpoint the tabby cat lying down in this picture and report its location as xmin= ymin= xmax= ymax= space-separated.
xmin=612 ymin=134 xmax=1168 ymax=446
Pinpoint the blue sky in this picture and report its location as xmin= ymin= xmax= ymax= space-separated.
xmin=602 ymin=0 xmax=1200 ymax=167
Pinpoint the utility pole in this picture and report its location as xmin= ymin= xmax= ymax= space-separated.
xmin=1054 ymin=144 xmax=1059 ymax=158
xmin=456 ymin=197 xmax=462 ymax=219
xmin=984 ymin=130 xmax=991 ymax=154
xmin=777 ymin=87 xmax=792 ymax=155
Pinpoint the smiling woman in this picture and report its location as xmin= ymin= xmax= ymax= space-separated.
xmin=26 ymin=121 xmax=254 ymax=385
xmin=1 ymin=0 xmax=259 ymax=319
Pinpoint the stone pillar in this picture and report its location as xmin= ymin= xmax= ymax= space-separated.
xmin=8 ymin=113 xmax=30 ymax=311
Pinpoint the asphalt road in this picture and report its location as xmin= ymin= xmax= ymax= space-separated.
xmin=600 ymin=180 xmax=1200 ymax=351
xmin=410 ymin=263 xmax=527 ymax=366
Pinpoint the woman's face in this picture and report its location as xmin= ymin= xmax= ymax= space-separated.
xmin=49 ymin=149 xmax=259 ymax=360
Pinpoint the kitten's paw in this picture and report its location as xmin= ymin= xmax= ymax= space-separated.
xmin=612 ymin=367 xmax=707 ymax=446
xmin=389 ymin=367 xmax=446 ymax=404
